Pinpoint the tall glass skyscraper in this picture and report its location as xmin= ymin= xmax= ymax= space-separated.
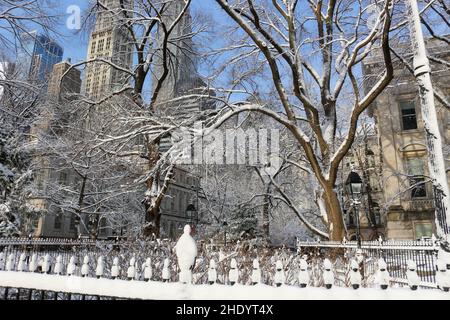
xmin=16 ymin=31 xmax=63 ymax=84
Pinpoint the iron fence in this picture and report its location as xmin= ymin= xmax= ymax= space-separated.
xmin=297 ymin=239 xmax=439 ymax=288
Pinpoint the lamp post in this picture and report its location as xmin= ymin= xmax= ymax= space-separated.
xmin=186 ymin=203 xmax=198 ymax=232
xmin=346 ymin=171 xmax=363 ymax=248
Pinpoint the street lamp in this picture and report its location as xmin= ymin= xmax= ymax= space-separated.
xmin=186 ymin=203 xmax=198 ymax=227
xmin=346 ymin=171 xmax=363 ymax=248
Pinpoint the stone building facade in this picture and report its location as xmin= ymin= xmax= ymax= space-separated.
xmin=47 ymin=60 xmax=81 ymax=100
xmin=29 ymin=60 xmax=84 ymax=239
xmin=159 ymin=166 xmax=200 ymax=239
xmin=361 ymin=40 xmax=450 ymax=240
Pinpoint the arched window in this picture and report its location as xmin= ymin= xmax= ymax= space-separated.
xmin=372 ymin=203 xmax=381 ymax=226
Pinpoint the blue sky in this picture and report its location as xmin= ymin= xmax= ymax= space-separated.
xmin=55 ymin=0 xmax=226 ymax=64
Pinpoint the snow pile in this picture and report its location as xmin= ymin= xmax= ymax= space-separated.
xmin=0 ymin=271 xmax=448 ymax=300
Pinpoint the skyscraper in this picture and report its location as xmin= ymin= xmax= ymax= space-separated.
xmin=152 ymin=0 xmax=198 ymax=102
xmin=153 ymin=0 xmax=215 ymax=154
xmin=83 ymin=0 xmax=133 ymax=99
xmin=16 ymin=31 xmax=63 ymax=84
xmin=47 ymin=59 xmax=81 ymax=100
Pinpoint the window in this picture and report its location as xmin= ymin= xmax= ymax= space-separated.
xmin=400 ymin=101 xmax=418 ymax=130
xmin=406 ymin=158 xmax=427 ymax=198
xmin=90 ymin=41 xmax=97 ymax=54
xmin=414 ymin=222 xmax=433 ymax=240
xmin=54 ymin=210 xmax=62 ymax=229
xmin=97 ymin=39 xmax=105 ymax=52
xmin=59 ymin=171 xmax=68 ymax=185
xmin=69 ymin=214 xmax=76 ymax=231
xmin=372 ymin=203 xmax=381 ymax=226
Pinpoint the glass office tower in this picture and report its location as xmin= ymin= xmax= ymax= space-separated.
xmin=16 ymin=31 xmax=63 ymax=84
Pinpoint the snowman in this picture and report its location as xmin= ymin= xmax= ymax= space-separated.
xmin=81 ymin=255 xmax=90 ymax=277
xmin=95 ymin=256 xmax=104 ymax=279
xmin=67 ymin=256 xmax=77 ymax=276
xmin=175 ymin=225 xmax=197 ymax=284
xmin=54 ymin=255 xmax=63 ymax=275
xmin=229 ymin=259 xmax=239 ymax=285
xmin=323 ymin=259 xmax=334 ymax=289
xmin=162 ymin=258 xmax=170 ymax=282
xmin=127 ymin=257 xmax=136 ymax=280
xmin=436 ymin=260 xmax=449 ymax=292
xmin=251 ymin=259 xmax=261 ymax=285
xmin=29 ymin=254 xmax=38 ymax=273
xmin=111 ymin=257 xmax=120 ymax=279
xmin=208 ymin=259 xmax=217 ymax=285
xmin=42 ymin=254 xmax=51 ymax=274
xmin=377 ymin=258 xmax=390 ymax=290
xmin=298 ymin=258 xmax=309 ymax=288
xmin=274 ymin=260 xmax=285 ymax=287
xmin=5 ymin=253 xmax=15 ymax=271
xmin=406 ymin=260 xmax=420 ymax=291
xmin=144 ymin=258 xmax=152 ymax=282
xmin=17 ymin=252 xmax=27 ymax=272
xmin=349 ymin=259 xmax=362 ymax=289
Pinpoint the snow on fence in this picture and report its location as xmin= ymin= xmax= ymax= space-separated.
xmin=297 ymin=239 xmax=439 ymax=288
xmin=0 ymin=238 xmax=448 ymax=300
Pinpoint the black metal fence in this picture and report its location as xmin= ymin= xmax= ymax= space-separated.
xmin=297 ymin=239 xmax=439 ymax=288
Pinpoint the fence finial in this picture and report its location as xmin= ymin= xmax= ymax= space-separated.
xmin=162 ymin=258 xmax=170 ymax=282
xmin=298 ymin=258 xmax=309 ymax=288
xmin=54 ymin=255 xmax=63 ymax=275
xmin=144 ymin=258 xmax=152 ymax=282
xmin=377 ymin=258 xmax=390 ymax=290
xmin=127 ymin=257 xmax=136 ymax=280
xmin=17 ymin=252 xmax=27 ymax=272
xmin=274 ymin=260 xmax=285 ymax=287
xmin=81 ymin=255 xmax=90 ymax=277
xmin=406 ymin=260 xmax=420 ymax=290
xmin=29 ymin=254 xmax=38 ymax=273
xmin=111 ymin=257 xmax=120 ymax=279
xmin=208 ymin=259 xmax=217 ymax=285
xmin=6 ymin=253 xmax=15 ymax=272
xmin=350 ymin=259 xmax=362 ymax=289
xmin=67 ymin=256 xmax=77 ymax=276
xmin=96 ymin=256 xmax=104 ymax=279
xmin=323 ymin=259 xmax=334 ymax=289
xmin=0 ymin=251 xmax=4 ymax=271
xmin=42 ymin=254 xmax=51 ymax=274
xmin=229 ymin=258 xmax=239 ymax=285
xmin=436 ymin=259 xmax=449 ymax=292
xmin=251 ymin=259 xmax=261 ymax=285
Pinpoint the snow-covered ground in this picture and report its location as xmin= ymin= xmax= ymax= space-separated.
xmin=0 ymin=271 xmax=448 ymax=300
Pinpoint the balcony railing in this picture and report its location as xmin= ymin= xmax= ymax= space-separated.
xmin=403 ymin=198 xmax=434 ymax=212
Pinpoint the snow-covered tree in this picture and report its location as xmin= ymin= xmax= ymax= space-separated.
xmin=202 ymin=0 xmax=397 ymax=240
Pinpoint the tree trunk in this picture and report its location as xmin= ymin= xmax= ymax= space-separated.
xmin=261 ymin=192 xmax=270 ymax=241
xmin=142 ymin=140 xmax=161 ymax=238
xmin=322 ymin=185 xmax=346 ymax=241
xmin=144 ymin=205 xmax=161 ymax=238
